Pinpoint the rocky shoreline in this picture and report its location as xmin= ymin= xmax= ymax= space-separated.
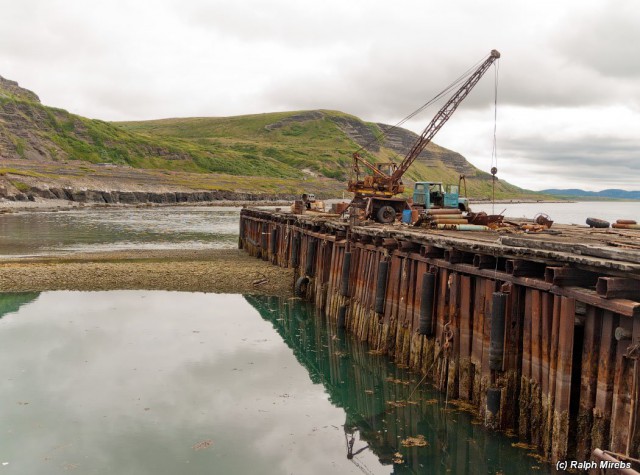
xmin=1 ymin=184 xmax=296 ymax=205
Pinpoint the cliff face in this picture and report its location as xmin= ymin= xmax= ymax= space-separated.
xmin=0 ymin=78 xmax=197 ymax=164
xmin=376 ymin=124 xmax=477 ymax=175
xmin=0 ymin=76 xmax=52 ymax=160
xmin=0 ymin=76 xmax=40 ymax=103
xmin=328 ymin=115 xmax=381 ymax=153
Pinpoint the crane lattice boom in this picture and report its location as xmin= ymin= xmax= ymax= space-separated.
xmin=348 ymin=49 xmax=500 ymax=198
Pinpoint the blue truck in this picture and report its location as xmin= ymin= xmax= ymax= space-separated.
xmin=412 ymin=181 xmax=470 ymax=212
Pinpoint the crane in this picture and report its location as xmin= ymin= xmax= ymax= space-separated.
xmin=347 ymin=49 xmax=500 ymax=223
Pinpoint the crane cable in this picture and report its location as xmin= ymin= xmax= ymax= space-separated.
xmin=354 ymin=53 xmax=491 ymax=156
xmin=490 ymin=60 xmax=500 ymax=214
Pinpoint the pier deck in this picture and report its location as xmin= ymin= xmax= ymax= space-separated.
xmin=240 ymin=207 xmax=640 ymax=466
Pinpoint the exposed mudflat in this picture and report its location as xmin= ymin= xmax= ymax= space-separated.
xmin=0 ymin=249 xmax=294 ymax=296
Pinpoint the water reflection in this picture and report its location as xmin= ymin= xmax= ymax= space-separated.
xmin=0 ymin=292 xmax=40 ymax=319
xmin=0 ymin=207 xmax=241 ymax=256
xmin=0 ymin=291 xmax=385 ymax=475
xmin=246 ymin=295 xmax=551 ymax=474
xmin=0 ymin=291 xmax=550 ymax=474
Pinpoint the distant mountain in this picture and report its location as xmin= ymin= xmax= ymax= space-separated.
xmin=542 ymin=189 xmax=640 ymax=200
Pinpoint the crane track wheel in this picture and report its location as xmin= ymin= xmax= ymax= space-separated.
xmin=376 ymin=205 xmax=396 ymax=224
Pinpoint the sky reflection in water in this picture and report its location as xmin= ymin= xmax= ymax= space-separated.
xmin=0 ymin=291 xmax=551 ymax=474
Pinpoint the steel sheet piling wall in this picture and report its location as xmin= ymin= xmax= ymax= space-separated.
xmin=239 ymin=208 xmax=640 ymax=464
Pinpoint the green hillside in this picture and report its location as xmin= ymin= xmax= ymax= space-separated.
xmin=1 ymin=75 xmax=539 ymax=199
xmin=119 ymin=111 xmax=532 ymax=199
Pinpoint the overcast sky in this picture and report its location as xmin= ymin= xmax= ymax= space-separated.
xmin=1 ymin=0 xmax=638 ymax=191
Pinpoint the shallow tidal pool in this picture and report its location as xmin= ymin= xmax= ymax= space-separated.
xmin=0 ymin=291 xmax=551 ymax=474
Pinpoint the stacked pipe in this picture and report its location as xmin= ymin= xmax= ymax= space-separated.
xmin=426 ymin=209 xmax=490 ymax=231
xmin=612 ymin=219 xmax=639 ymax=230
xmin=426 ymin=208 xmax=467 ymax=225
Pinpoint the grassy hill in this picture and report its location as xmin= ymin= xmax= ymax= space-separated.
xmin=1 ymin=75 xmax=539 ymax=199
xmin=119 ymin=111 xmax=533 ymax=199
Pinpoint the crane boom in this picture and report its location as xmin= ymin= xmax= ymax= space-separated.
xmin=390 ymin=49 xmax=500 ymax=182
xmin=348 ymin=49 xmax=500 ymax=200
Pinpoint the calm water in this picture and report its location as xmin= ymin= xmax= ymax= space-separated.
xmin=473 ymin=200 xmax=639 ymax=225
xmin=0 ymin=206 xmax=242 ymax=256
xmin=1 ymin=201 xmax=638 ymax=257
xmin=0 ymin=291 xmax=552 ymax=475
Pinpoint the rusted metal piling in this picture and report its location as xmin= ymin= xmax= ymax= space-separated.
xmin=239 ymin=207 xmax=640 ymax=465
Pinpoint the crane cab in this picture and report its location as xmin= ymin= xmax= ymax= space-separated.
xmin=413 ymin=182 xmax=469 ymax=212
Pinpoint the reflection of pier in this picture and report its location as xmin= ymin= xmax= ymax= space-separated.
xmin=245 ymin=295 xmax=396 ymax=468
xmin=240 ymin=207 xmax=640 ymax=470
xmin=245 ymin=295 xmax=546 ymax=474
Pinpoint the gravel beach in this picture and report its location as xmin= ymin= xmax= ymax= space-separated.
xmin=0 ymin=249 xmax=294 ymax=296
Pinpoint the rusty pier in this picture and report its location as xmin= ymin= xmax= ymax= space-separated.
xmin=239 ymin=207 xmax=640 ymax=466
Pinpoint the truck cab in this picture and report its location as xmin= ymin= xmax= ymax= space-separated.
xmin=413 ymin=182 xmax=469 ymax=212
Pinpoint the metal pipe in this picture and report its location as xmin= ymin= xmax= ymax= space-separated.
xmin=291 ymin=233 xmax=300 ymax=268
xmin=490 ymin=291 xmax=507 ymax=371
xmin=432 ymin=219 xmax=469 ymax=225
xmin=260 ymin=225 xmax=268 ymax=250
xmin=591 ymin=449 xmax=639 ymax=475
xmin=305 ymin=239 xmax=317 ymax=277
xmin=427 ymin=214 xmax=466 ymax=220
xmin=270 ymin=228 xmax=277 ymax=256
xmin=612 ymin=223 xmax=640 ymax=230
xmin=427 ymin=209 xmax=463 ymax=215
xmin=375 ymin=260 xmax=389 ymax=314
xmin=340 ymin=252 xmax=352 ymax=297
xmin=487 ymin=387 xmax=501 ymax=416
xmin=436 ymin=224 xmax=490 ymax=231
xmin=419 ymin=272 xmax=435 ymax=335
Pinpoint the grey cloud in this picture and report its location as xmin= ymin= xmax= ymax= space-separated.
xmin=0 ymin=1 xmax=110 ymax=62
xmin=263 ymin=43 xmax=640 ymax=121
xmin=1 ymin=0 xmax=639 ymax=191
xmin=502 ymin=136 xmax=640 ymax=168
xmin=498 ymin=135 xmax=640 ymax=189
xmin=175 ymin=0 xmax=396 ymax=48
xmin=555 ymin=0 xmax=640 ymax=79
xmin=261 ymin=48 xmax=503 ymax=120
